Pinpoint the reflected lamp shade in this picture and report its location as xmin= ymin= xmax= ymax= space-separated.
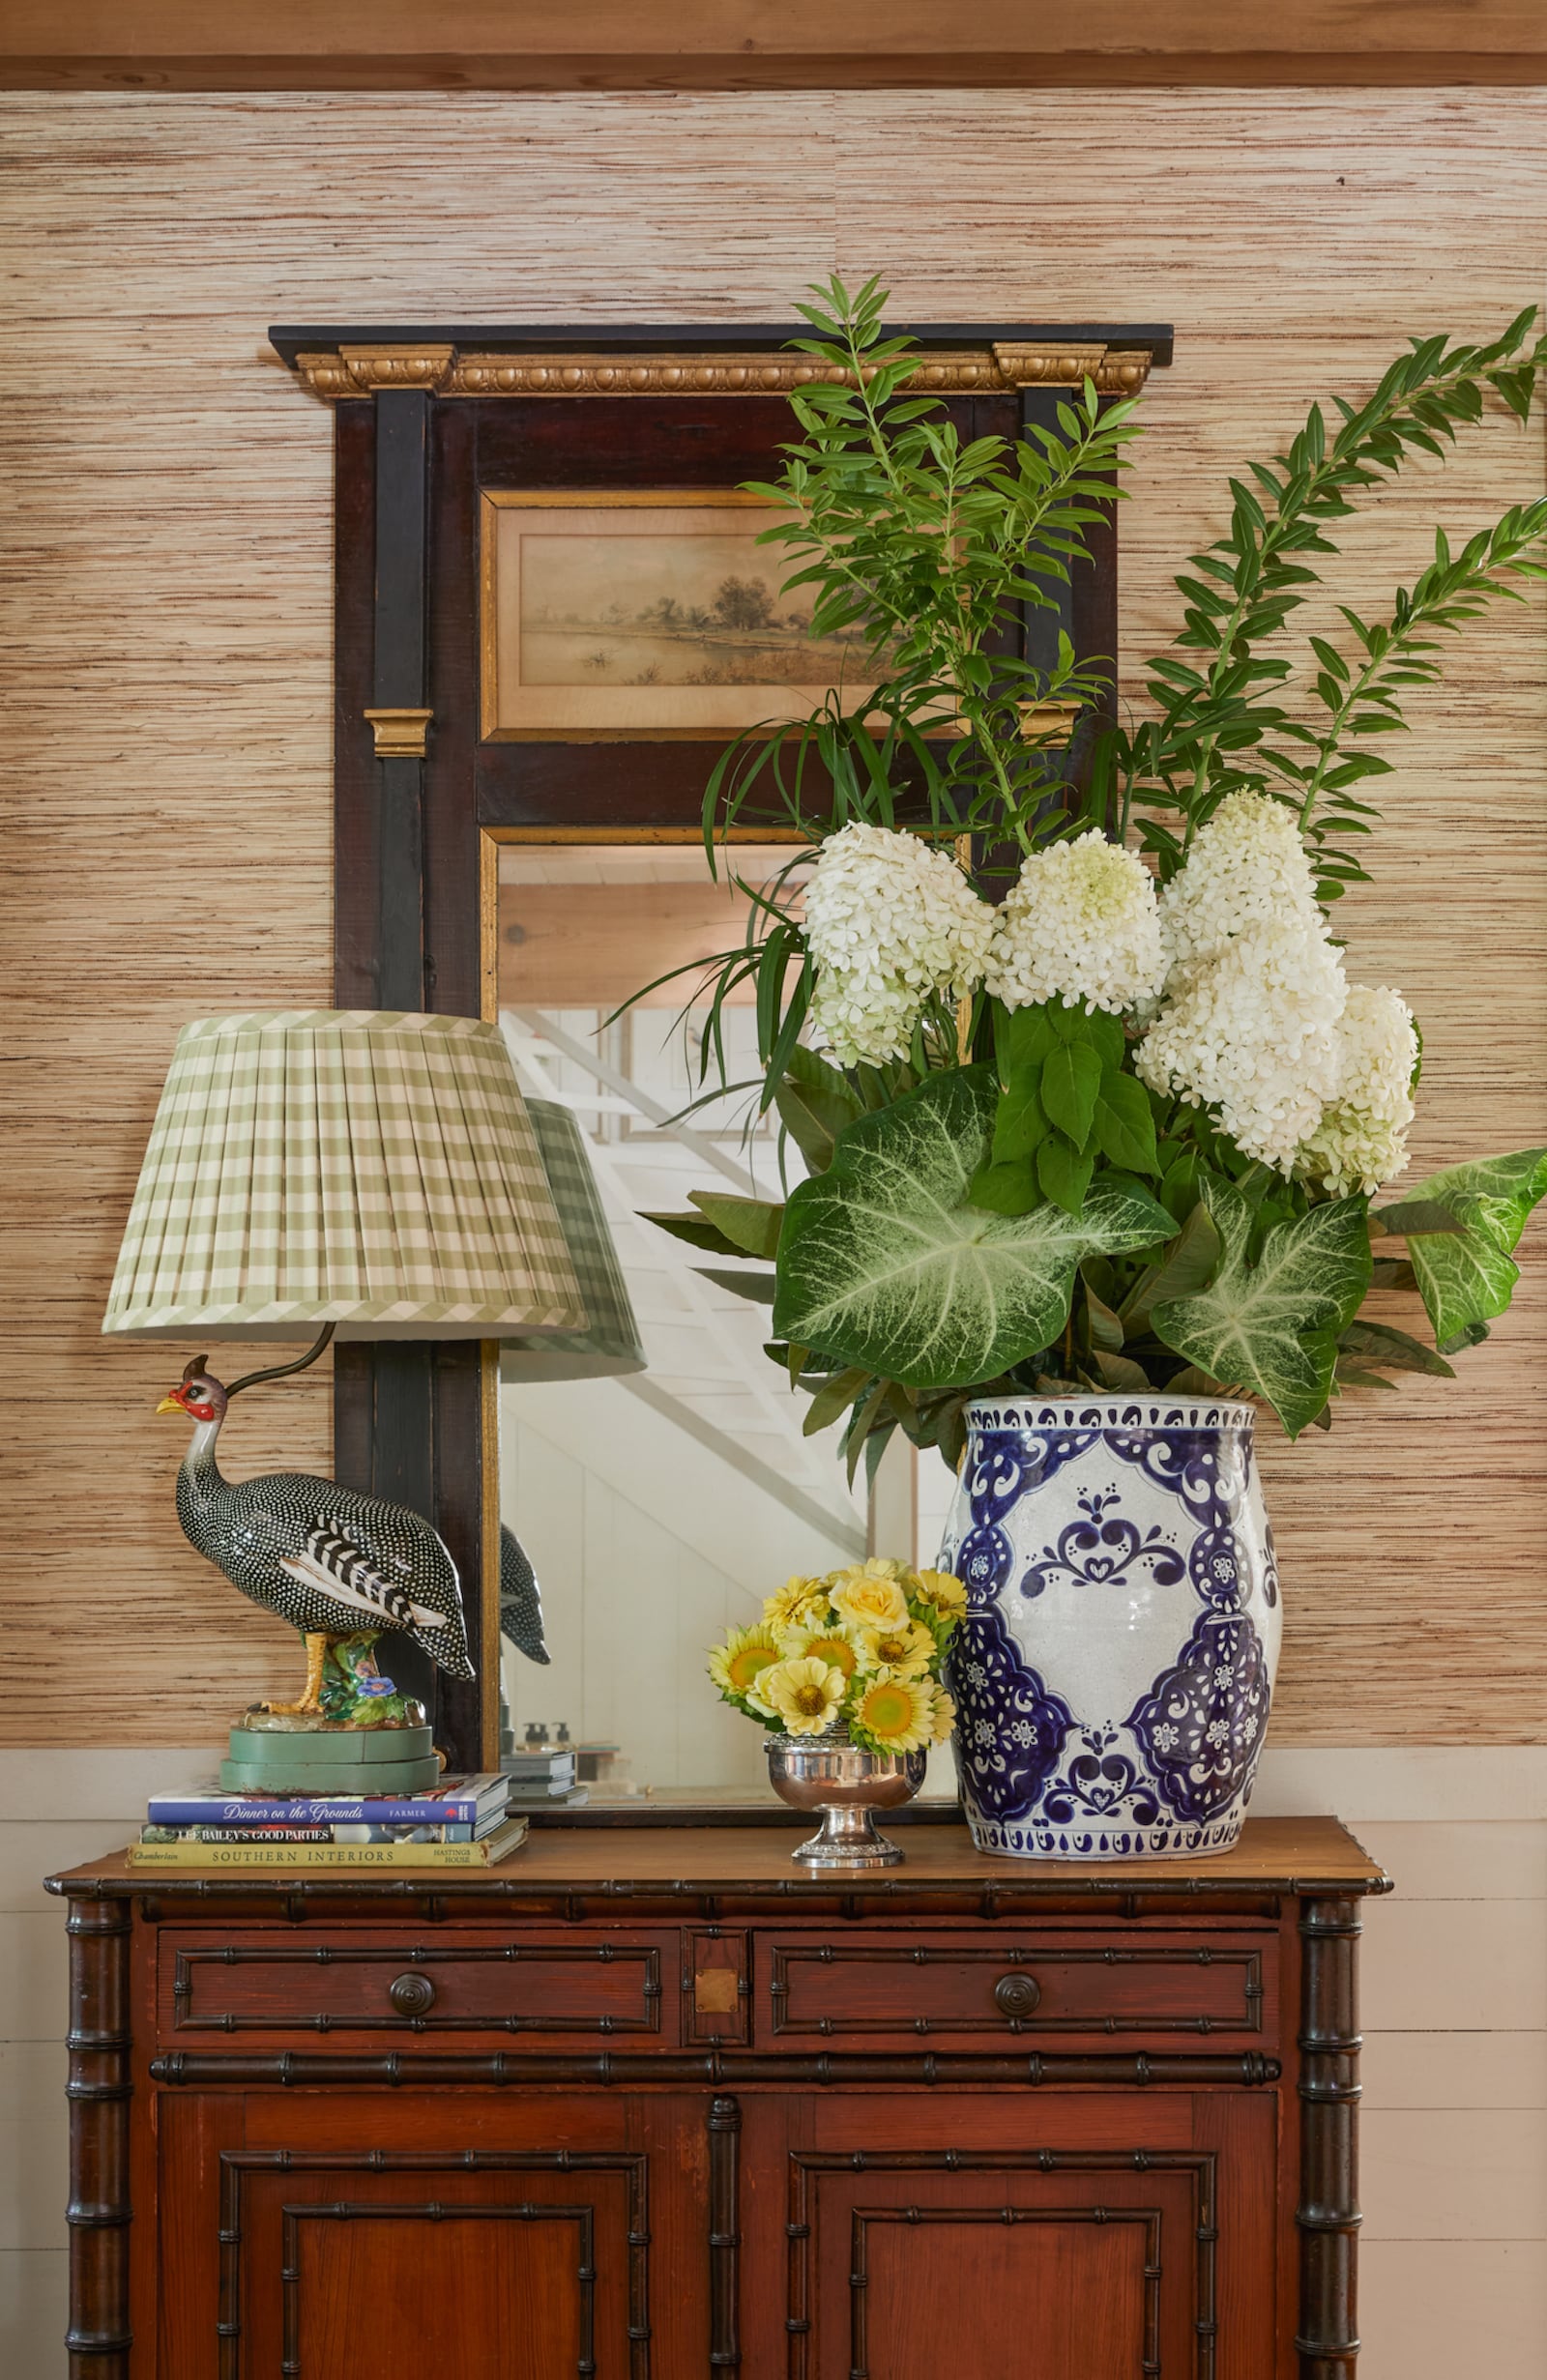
xmin=500 ymin=1098 xmax=645 ymax=1383
xmin=102 ymin=1011 xmax=588 ymax=1341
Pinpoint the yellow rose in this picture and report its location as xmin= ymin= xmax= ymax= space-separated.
xmin=763 ymin=1575 xmax=830 ymax=1631
xmin=830 ymin=1566 xmax=911 ymax=1631
xmin=856 ymin=1618 xmax=937 ymax=1679
xmin=851 ymin=1672 xmax=936 ymax=1754
xmin=707 ymin=1623 xmax=782 ymax=1703
xmin=756 ymin=1656 xmax=847 ymax=1736
xmin=912 ymin=1568 xmax=968 ymax=1622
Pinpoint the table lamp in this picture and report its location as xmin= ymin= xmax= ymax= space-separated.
xmin=102 ymin=1008 xmax=637 ymax=1790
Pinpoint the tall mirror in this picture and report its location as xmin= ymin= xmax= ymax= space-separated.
xmin=492 ymin=835 xmax=955 ymax=1807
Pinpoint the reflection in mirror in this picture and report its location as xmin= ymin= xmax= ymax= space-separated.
xmin=495 ymin=839 xmax=948 ymax=1807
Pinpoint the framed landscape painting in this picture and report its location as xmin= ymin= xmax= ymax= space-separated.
xmin=480 ymin=488 xmax=895 ymax=737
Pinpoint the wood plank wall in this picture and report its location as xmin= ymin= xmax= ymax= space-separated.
xmin=0 ymin=88 xmax=1542 ymax=1745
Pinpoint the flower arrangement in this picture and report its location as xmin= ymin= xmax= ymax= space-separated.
xmin=639 ymin=277 xmax=1547 ymax=1459
xmin=707 ymin=1558 xmax=965 ymax=1753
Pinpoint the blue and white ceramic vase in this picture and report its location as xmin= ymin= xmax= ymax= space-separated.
xmin=941 ymin=1398 xmax=1280 ymax=1860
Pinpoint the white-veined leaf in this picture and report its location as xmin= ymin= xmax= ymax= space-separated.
xmin=772 ymin=1067 xmax=1177 ymax=1390
xmin=1152 ymin=1180 xmax=1372 ymax=1437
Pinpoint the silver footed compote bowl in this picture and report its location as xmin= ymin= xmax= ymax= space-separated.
xmin=766 ymin=1726 xmax=927 ymax=1867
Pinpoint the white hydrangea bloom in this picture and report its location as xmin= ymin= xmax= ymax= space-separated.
xmin=1295 ymin=984 xmax=1419 ymax=1197
xmin=803 ymin=822 xmax=994 ymax=1068
xmin=1157 ymin=790 xmax=1324 ymax=972
xmin=983 ymin=829 xmax=1167 ymax=1016
xmin=1136 ymin=922 xmax=1347 ymax=1174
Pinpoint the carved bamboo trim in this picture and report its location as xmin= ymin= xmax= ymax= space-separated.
xmin=707 ymin=2097 xmax=742 ymax=2371
xmin=1296 ymin=1898 xmax=1364 ymax=2378
xmin=291 ymin=344 xmax=1155 ymax=402
xmin=65 ymin=1899 xmax=132 ymax=2377
xmin=149 ymin=2046 xmax=1282 ymax=2089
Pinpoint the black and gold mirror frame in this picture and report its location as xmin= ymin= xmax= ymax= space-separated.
xmin=269 ymin=315 xmax=1174 ymax=1778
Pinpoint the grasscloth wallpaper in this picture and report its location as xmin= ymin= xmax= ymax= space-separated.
xmin=1 ymin=87 xmax=1542 ymax=1743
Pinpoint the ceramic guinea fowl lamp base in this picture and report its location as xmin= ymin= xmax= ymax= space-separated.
xmin=221 ymin=1712 xmax=442 ymax=1794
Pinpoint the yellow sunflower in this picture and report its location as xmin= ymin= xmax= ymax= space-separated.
xmin=763 ymin=1574 xmax=830 ymax=1631
xmin=855 ymin=1617 xmax=937 ymax=1679
xmin=778 ymin=1617 xmax=866 ymax=1682
xmin=928 ymin=1686 xmax=958 ymax=1744
xmin=706 ymin=1623 xmax=781 ymax=1703
xmin=755 ymin=1656 xmax=847 ymax=1736
xmin=851 ymin=1672 xmax=936 ymax=1754
xmin=912 ymin=1568 xmax=968 ymax=1623
xmin=830 ymin=1563 xmax=911 ymax=1632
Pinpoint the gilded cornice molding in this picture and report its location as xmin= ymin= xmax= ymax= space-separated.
xmin=290 ymin=341 xmax=1154 ymax=401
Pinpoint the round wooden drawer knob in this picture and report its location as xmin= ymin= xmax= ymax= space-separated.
xmin=993 ymin=1971 xmax=1041 ymax=2019
xmin=388 ymin=1971 xmax=437 ymax=2017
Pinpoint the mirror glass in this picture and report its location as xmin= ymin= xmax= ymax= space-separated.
xmin=494 ymin=838 xmax=953 ymax=1807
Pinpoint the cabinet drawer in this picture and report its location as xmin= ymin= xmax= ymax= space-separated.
xmin=755 ymin=1929 xmax=1274 ymax=2047
xmin=159 ymin=1929 xmax=675 ymax=2043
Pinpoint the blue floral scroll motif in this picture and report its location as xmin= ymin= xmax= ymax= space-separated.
xmin=946 ymin=1416 xmax=1102 ymax=1610
xmin=1041 ymin=1725 xmax=1161 ymax=1829
xmin=1103 ymin=1415 xmax=1259 ymax=1611
xmin=1126 ymin=1611 xmax=1271 ymax=1824
xmin=1019 ymin=1493 xmax=1187 ymax=1604
xmin=948 ymin=1609 xmax=1074 ymax=1822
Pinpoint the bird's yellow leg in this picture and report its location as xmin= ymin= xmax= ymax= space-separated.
xmin=261 ymin=1632 xmax=334 ymax=1716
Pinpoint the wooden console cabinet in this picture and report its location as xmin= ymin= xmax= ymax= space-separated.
xmin=49 ymin=1817 xmax=1386 ymax=2378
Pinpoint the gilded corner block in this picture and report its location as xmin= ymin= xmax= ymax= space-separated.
xmin=363 ymin=708 xmax=434 ymax=759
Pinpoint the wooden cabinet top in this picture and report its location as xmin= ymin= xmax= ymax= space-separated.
xmin=46 ymin=1814 xmax=1387 ymax=1911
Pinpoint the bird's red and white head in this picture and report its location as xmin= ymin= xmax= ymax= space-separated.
xmin=156 ymin=1359 xmax=228 ymax=1425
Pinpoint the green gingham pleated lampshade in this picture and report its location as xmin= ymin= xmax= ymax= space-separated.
xmin=500 ymin=1098 xmax=645 ymax=1383
xmin=102 ymin=1011 xmax=590 ymax=1341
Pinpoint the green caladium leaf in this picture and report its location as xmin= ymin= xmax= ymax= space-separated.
xmin=1388 ymin=1148 xmax=1547 ymax=1348
xmin=688 ymin=1190 xmax=785 ymax=1260
xmin=1041 ymin=1041 xmax=1103 ymax=1150
xmin=1152 ymin=1179 xmax=1373 ymax=1437
xmin=1093 ymin=1071 xmax=1160 ymax=1175
xmin=772 ymin=1065 xmax=1178 ymax=1390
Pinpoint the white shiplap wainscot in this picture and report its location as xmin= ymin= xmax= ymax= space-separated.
xmin=0 ymin=1749 xmax=1542 ymax=2376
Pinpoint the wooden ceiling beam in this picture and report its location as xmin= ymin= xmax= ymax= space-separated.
xmin=5 ymin=3 xmax=1547 ymax=92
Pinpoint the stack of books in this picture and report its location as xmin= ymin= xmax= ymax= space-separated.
xmin=129 ymin=1771 xmax=526 ymax=1869
xmin=502 ymin=1742 xmax=588 ymax=1809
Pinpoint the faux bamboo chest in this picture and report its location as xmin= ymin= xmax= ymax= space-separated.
xmin=48 ymin=1815 xmax=1388 ymax=2378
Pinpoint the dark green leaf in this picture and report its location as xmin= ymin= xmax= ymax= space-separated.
xmin=991 ymin=1065 xmax=1049 ymax=1162
xmin=642 ymin=1209 xmax=751 ymax=1259
xmin=694 ymin=1267 xmax=778 ymax=1304
xmin=1041 ymin=1041 xmax=1103 ymax=1150
xmin=688 ymin=1190 xmax=786 ymax=1260
xmin=1093 ymin=1071 xmax=1160 ymax=1174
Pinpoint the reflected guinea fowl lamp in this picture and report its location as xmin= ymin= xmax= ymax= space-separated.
xmin=102 ymin=1009 xmax=609 ymax=1789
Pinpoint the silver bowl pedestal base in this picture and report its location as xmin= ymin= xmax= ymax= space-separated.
xmin=766 ymin=1729 xmax=927 ymax=1869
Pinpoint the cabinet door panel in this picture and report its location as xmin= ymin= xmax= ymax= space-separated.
xmin=740 ymin=2091 xmax=1276 ymax=2380
xmin=156 ymin=2090 xmax=710 ymax=2379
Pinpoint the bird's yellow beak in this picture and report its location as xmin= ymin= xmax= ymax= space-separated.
xmin=155 ymin=1394 xmax=185 ymax=1415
